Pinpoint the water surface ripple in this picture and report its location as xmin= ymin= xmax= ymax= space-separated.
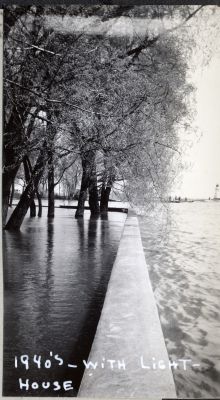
xmin=3 ymin=209 xmax=126 ymax=396
xmin=139 ymin=202 xmax=220 ymax=398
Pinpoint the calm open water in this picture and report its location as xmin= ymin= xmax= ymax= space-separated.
xmin=3 ymin=209 xmax=126 ymax=396
xmin=139 ymin=201 xmax=220 ymax=398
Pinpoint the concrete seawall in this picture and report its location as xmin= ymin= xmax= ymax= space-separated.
xmin=78 ymin=213 xmax=176 ymax=398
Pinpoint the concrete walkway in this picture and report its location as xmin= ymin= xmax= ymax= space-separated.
xmin=78 ymin=213 xmax=176 ymax=398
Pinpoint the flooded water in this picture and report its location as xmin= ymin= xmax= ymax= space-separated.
xmin=139 ymin=201 xmax=220 ymax=398
xmin=3 ymin=209 xmax=126 ymax=396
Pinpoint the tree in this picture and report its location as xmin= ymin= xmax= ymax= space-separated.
xmin=3 ymin=9 xmax=50 ymax=226
xmin=3 ymin=8 xmax=82 ymax=226
xmin=5 ymin=140 xmax=48 ymax=230
xmin=62 ymin=26 xmax=194 ymax=215
xmin=4 ymin=4 xmax=219 ymax=227
xmin=23 ymin=156 xmax=37 ymax=217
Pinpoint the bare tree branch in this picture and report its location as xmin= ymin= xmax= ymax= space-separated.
xmin=154 ymin=141 xmax=181 ymax=155
xmin=54 ymin=156 xmax=79 ymax=187
xmin=127 ymin=5 xmax=205 ymax=58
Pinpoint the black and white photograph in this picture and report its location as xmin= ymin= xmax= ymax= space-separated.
xmin=1 ymin=3 xmax=220 ymax=398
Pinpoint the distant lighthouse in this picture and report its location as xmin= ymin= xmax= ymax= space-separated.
xmin=214 ymin=184 xmax=220 ymax=200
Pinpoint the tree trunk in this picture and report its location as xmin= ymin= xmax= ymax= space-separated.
xmin=89 ymin=168 xmax=100 ymax=217
xmin=100 ymin=184 xmax=112 ymax=213
xmin=30 ymin=200 xmax=36 ymax=217
xmin=89 ymin=185 xmax=100 ymax=216
xmin=2 ymin=107 xmax=39 ymax=226
xmin=9 ymin=179 xmax=15 ymax=208
xmin=75 ymin=159 xmax=90 ymax=218
xmin=36 ymin=191 xmax=42 ymax=217
xmin=2 ymin=164 xmax=20 ymax=227
xmin=100 ymin=170 xmax=115 ymax=213
xmin=48 ymin=151 xmax=55 ymax=218
xmin=75 ymin=150 xmax=100 ymax=218
xmin=2 ymin=176 xmax=11 ymax=226
xmin=2 ymin=143 xmax=21 ymax=226
xmin=5 ymin=143 xmax=47 ymax=230
xmin=23 ymin=156 xmax=36 ymax=217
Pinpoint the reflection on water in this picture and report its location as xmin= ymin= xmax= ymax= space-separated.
xmin=3 ymin=209 xmax=126 ymax=396
xmin=139 ymin=202 xmax=220 ymax=398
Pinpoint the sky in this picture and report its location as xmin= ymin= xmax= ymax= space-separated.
xmin=172 ymin=55 xmax=220 ymax=199
xmin=169 ymin=6 xmax=220 ymax=199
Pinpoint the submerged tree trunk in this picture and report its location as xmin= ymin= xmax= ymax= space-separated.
xmin=36 ymin=191 xmax=42 ymax=217
xmin=48 ymin=150 xmax=55 ymax=218
xmin=9 ymin=179 xmax=15 ymax=207
xmin=75 ymin=159 xmax=90 ymax=218
xmin=100 ymin=171 xmax=115 ymax=213
xmin=2 ymin=144 xmax=21 ymax=227
xmin=75 ymin=150 xmax=99 ymax=218
xmin=89 ymin=184 xmax=100 ymax=216
xmin=2 ymin=174 xmax=12 ymax=226
xmin=5 ymin=143 xmax=47 ymax=230
xmin=2 ymin=107 xmax=39 ymax=226
xmin=3 ymin=161 xmax=21 ymax=226
xmin=89 ymin=159 xmax=100 ymax=217
xmin=30 ymin=200 xmax=36 ymax=217
xmin=100 ymin=183 xmax=112 ymax=213
xmin=3 ymin=86 xmax=25 ymax=226
xmin=23 ymin=156 xmax=36 ymax=217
